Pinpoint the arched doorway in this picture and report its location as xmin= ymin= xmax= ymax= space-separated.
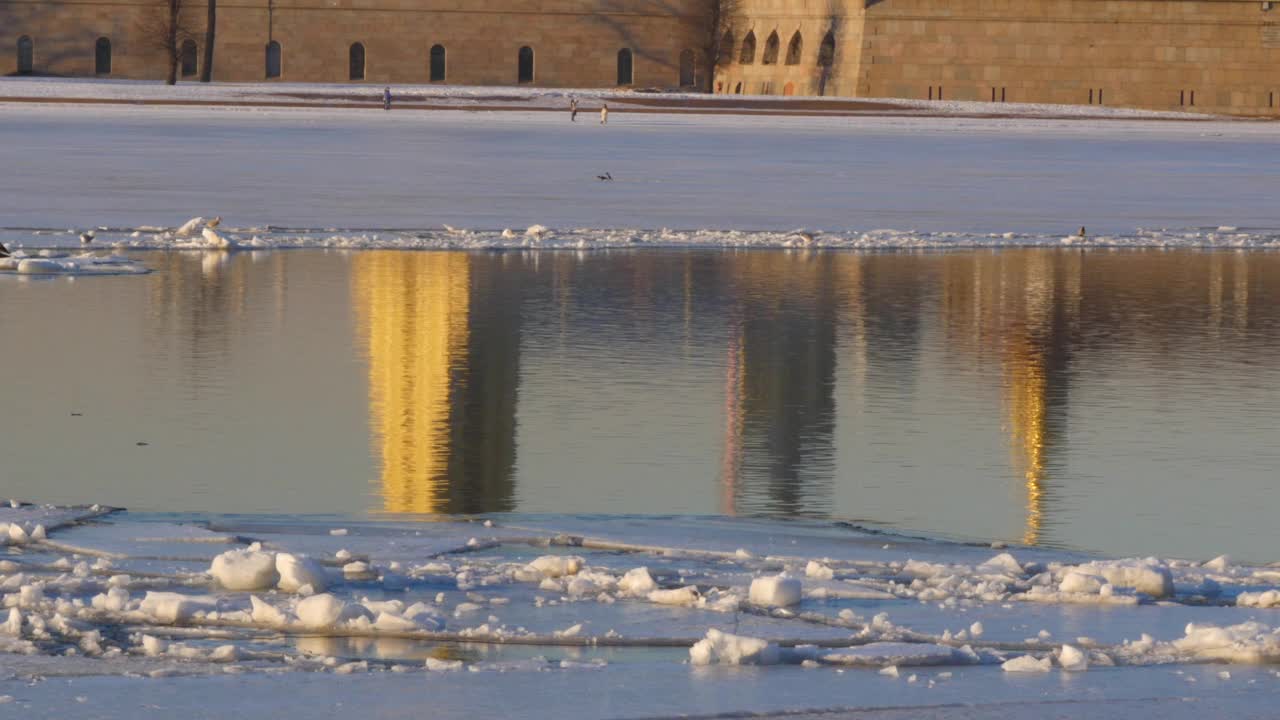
xmin=679 ymin=49 xmax=695 ymax=88
xmin=517 ymin=46 xmax=534 ymax=84
xmin=180 ymin=39 xmax=198 ymax=77
xmin=349 ymin=42 xmax=365 ymax=81
xmin=739 ymin=31 xmax=756 ymax=65
xmin=430 ymin=44 xmax=446 ymax=82
xmin=762 ymin=31 xmax=779 ymax=65
xmin=94 ymin=37 xmax=111 ymax=75
xmin=734 ymin=81 xmax=743 ymax=94
xmin=17 ymin=36 xmax=34 ymax=75
xmin=785 ymin=32 xmax=802 ymax=65
xmin=265 ymin=41 xmax=282 ymax=79
xmin=617 ymin=48 xmax=633 ymax=86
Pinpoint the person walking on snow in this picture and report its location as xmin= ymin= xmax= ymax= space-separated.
xmin=600 ymin=103 xmax=609 ymax=125
xmin=570 ymin=96 xmax=578 ymax=122
xmin=383 ymin=87 xmax=392 ymax=111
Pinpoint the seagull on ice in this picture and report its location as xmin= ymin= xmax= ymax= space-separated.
xmin=596 ymin=172 xmax=613 ymax=181
xmin=1078 ymin=226 xmax=1087 ymax=238
xmin=80 ymin=230 xmax=96 ymax=245
xmin=787 ymin=229 xmax=817 ymax=246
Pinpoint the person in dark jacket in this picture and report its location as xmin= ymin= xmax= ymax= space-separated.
xmin=383 ymin=87 xmax=392 ymax=111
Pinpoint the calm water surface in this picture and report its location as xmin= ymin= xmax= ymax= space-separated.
xmin=2 ymin=249 xmax=1278 ymax=560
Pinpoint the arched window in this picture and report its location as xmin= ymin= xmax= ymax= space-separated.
xmin=17 ymin=36 xmax=34 ymax=75
xmin=734 ymin=81 xmax=742 ymax=95
xmin=678 ymin=49 xmax=696 ymax=88
xmin=430 ymin=44 xmax=446 ymax=82
xmin=738 ymin=31 xmax=756 ymax=65
xmin=718 ymin=31 xmax=734 ymax=66
xmin=349 ymin=42 xmax=365 ymax=81
xmin=762 ymin=31 xmax=779 ymax=65
xmin=616 ymin=48 xmax=633 ymax=86
xmin=517 ymin=46 xmax=534 ymax=84
xmin=180 ymin=39 xmax=198 ymax=77
xmin=817 ymin=31 xmax=835 ymax=67
xmin=265 ymin=41 xmax=282 ymax=79
xmin=785 ymin=31 xmax=802 ymax=65
xmin=94 ymin=37 xmax=111 ymax=75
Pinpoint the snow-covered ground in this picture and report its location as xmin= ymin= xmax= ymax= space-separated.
xmin=5 ymin=504 xmax=1280 ymax=717
xmin=2 ymin=103 xmax=1279 ymax=252
xmin=0 ymin=77 xmax=1228 ymax=120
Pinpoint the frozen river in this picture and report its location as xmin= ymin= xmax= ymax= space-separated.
xmin=4 ymin=103 xmax=1280 ymax=718
xmin=3 ymin=105 xmax=1280 ymax=236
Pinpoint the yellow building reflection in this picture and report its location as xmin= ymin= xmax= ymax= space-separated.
xmin=353 ymin=252 xmax=471 ymax=514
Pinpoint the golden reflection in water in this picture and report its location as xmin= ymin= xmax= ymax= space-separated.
xmin=720 ymin=326 xmax=744 ymax=516
xmin=941 ymin=250 xmax=1081 ymax=546
xmin=352 ymin=252 xmax=470 ymax=514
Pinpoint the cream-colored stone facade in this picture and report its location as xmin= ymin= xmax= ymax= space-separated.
xmin=716 ymin=0 xmax=1280 ymax=114
xmin=5 ymin=0 xmax=1280 ymax=114
xmin=1 ymin=0 xmax=708 ymax=87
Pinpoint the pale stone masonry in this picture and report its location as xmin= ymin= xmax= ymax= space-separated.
xmin=5 ymin=0 xmax=1280 ymax=114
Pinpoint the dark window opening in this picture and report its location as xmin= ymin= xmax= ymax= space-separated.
xmin=718 ymin=31 xmax=734 ymax=66
xmin=349 ymin=42 xmax=365 ymax=81
xmin=265 ymin=41 xmax=282 ymax=79
xmin=17 ymin=36 xmax=34 ymax=75
xmin=679 ymin=48 xmax=696 ymax=87
xmin=180 ymin=39 xmax=198 ymax=77
xmin=739 ymin=31 xmax=756 ymax=64
xmin=430 ymin=44 xmax=445 ymax=82
xmin=94 ymin=37 xmax=111 ymax=75
xmin=817 ymin=31 xmax=835 ymax=67
xmin=616 ymin=48 xmax=633 ymax=85
xmin=517 ymin=46 xmax=534 ymax=84
xmin=784 ymin=31 xmax=802 ymax=65
xmin=762 ymin=31 xmax=779 ymax=65
xmin=734 ymin=81 xmax=742 ymax=94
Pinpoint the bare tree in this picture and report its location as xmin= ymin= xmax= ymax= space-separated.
xmin=691 ymin=0 xmax=739 ymax=92
xmin=201 ymin=0 xmax=215 ymax=82
xmin=137 ymin=0 xmax=197 ymax=84
xmin=815 ymin=0 xmax=844 ymax=96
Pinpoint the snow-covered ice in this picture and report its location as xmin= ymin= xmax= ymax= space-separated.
xmin=3 ymin=103 xmax=1280 ymax=253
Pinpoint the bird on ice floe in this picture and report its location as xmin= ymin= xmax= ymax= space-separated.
xmin=596 ymin=172 xmax=613 ymax=181
xmin=787 ymin=230 xmax=817 ymax=246
xmin=207 ymin=216 xmax=222 ymax=229
xmin=80 ymin=230 xmax=96 ymax=245
xmin=1078 ymin=226 xmax=1087 ymax=238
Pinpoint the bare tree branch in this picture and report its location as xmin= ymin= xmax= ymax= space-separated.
xmin=136 ymin=0 xmax=198 ymax=85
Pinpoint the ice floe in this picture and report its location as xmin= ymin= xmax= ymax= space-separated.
xmin=6 ymin=502 xmax=1280 ymax=686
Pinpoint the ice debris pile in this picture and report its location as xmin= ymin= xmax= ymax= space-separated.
xmin=6 ymin=502 xmax=1280 ymax=680
xmin=0 ymin=251 xmax=149 ymax=275
xmin=7 ymin=224 xmax=1280 ymax=254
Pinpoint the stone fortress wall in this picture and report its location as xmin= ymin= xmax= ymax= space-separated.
xmin=4 ymin=0 xmax=1280 ymax=114
xmin=0 ymin=0 xmax=709 ymax=87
